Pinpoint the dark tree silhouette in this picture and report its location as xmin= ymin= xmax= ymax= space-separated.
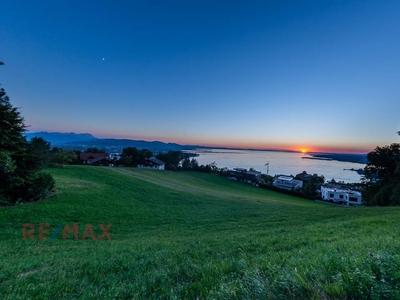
xmin=0 ymin=61 xmax=54 ymax=205
xmin=363 ymin=143 xmax=400 ymax=206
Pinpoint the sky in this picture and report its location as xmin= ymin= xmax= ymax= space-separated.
xmin=1 ymin=0 xmax=399 ymax=154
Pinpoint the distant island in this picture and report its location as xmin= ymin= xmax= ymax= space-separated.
xmin=303 ymin=153 xmax=367 ymax=164
xmin=302 ymin=156 xmax=333 ymax=161
xmin=343 ymin=168 xmax=365 ymax=175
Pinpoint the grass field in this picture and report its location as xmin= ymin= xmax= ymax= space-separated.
xmin=1 ymin=166 xmax=400 ymax=299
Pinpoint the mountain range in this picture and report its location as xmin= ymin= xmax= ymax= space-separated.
xmin=25 ymin=132 xmax=203 ymax=153
xmin=25 ymin=132 xmax=97 ymax=145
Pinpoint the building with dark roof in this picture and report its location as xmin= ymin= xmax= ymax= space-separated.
xmin=138 ymin=157 xmax=165 ymax=170
xmin=79 ymin=152 xmax=111 ymax=166
xmin=226 ymin=168 xmax=261 ymax=183
xmin=295 ymin=171 xmax=313 ymax=181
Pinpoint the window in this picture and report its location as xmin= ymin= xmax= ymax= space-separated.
xmin=339 ymin=195 xmax=344 ymax=199
xmin=330 ymin=193 xmax=334 ymax=198
xmin=349 ymin=197 xmax=358 ymax=202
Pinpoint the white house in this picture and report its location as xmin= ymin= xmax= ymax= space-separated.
xmin=226 ymin=168 xmax=262 ymax=183
xmin=273 ymin=176 xmax=303 ymax=190
xmin=137 ymin=157 xmax=165 ymax=170
xmin=321 ymin=185 xmax=362 ymax=205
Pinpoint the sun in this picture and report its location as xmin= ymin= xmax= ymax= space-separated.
xmin=300 ymin=148 xmax=307 ymax=154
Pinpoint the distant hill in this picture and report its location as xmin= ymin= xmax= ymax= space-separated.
xmin=62 ymin=138 xmax=203 ymax=153
xmin=25 ymin=132 xmax=97 ymax=145
xmin=25 ymin=131 xmax=203 ymax=153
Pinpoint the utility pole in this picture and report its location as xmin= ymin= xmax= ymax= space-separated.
xmin=264 ymin=161 xmax=269 ymax=175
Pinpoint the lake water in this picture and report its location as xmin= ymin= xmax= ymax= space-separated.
xmin=191 ymin=149 xmax=365 ymax=183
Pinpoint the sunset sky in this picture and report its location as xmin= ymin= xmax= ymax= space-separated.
xmin=1 ymin=0 xmax=399 ymax=153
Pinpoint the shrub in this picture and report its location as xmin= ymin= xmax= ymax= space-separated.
xmin=23 ymin=172 xmax=55 ymax=202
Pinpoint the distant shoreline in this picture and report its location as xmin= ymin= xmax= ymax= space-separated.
xmin=302 ymin=156 xmax=333 ymax=161
xmin=191 ymin=148 xmax=367 ymax=165
xmin=305 ymin=153 xmax=367 ymax=165
xmin=199 ymin=147 xmax=367 ymax=158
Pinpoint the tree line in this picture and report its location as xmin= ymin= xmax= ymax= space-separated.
xmin=362 ymin=142 xmax=400 ymax=206
xmin=118 ymin=147 xmax=220 ymax=173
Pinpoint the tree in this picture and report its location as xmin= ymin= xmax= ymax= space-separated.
xmin=0 ymin=62 xmax=55 ymax=205
xmin=26 ymin=137 xmax=52 ymax=169
xmin=181 ymin=156 xmax=191 ymax=170
xmin=73 ymin=150 xmax=82 ymax=164
xmin=111 ymin=153 xmax=119 ymax=164
xmin=156 ymin=151 xmax=182 ymax=170
xmin=180 ymin=155 xmax=199 ymax=171
xmin=1 ymin=88 xmax=26 ymax=154
xmin=119 ymin=147 xmax=140 ymax=167
xmin=85 ymin=147 xmax=104 ymax=153
xmin=299 ymin=174 xmax=325 ymax=199
xmin=209 ymin=162 xmax=219 ymax=173
xmin=364 ymin=144 xmax=400 ymax=185
xmin=190 ymin=158 xmax=199 ymax=170
xmin=138 ymin=149 xmax=153 ymax=163
xmin=118 ymin=147 xmax=152 ymax=167
xmin=50 ymin=148 xmax=78 ymax=167
xmin=363 ymin=143 xmax=400 ymax=206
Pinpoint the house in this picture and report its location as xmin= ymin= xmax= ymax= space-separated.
xmin=321 ymin=185 xmax=362 ymax=205
xmin=137 ymin=157 xmax=165 ymax=170
xmin=226 ymin=168 xmax=261 ymax=183
xmin=80 ymin=152 xmax=111 ymax=166
xmin=295 ymin=171 xmax=313 ymax=181
xmin=273 ymin=175 xmax=303 ymax=190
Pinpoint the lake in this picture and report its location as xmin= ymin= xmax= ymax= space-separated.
xmin=190 ymin=149 xmax=365 ymax=183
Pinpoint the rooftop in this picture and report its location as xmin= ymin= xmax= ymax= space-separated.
xmin=148 ymin=157 xmax=165 ymax=165
xmin=322 ymin=186 xmax=361 ymax=195
xmin=277 ymin=176 xmax=295 ymax=181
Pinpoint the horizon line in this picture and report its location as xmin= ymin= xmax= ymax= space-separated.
xmin=26 ymin=130 xmax=369 ymax=155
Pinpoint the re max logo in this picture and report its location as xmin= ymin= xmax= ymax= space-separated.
xmin=22 ymin=223 xmax=112 ymax=240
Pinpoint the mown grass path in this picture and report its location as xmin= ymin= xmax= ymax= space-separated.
xmin=113 ymin=168 xmax=317 ymax=205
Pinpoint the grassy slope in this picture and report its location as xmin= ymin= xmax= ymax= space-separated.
xmin=1 ymin=166 xmax=400 ymax=299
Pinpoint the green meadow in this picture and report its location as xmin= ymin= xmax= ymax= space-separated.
xmin=1 ymin=166 xmax=400 ymax=299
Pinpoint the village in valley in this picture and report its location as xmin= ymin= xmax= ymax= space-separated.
xmin=80 ymin=149 xmax=363 ymax=206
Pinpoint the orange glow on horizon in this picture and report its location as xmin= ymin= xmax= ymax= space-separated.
xmin=35 ymin=128 xmax=370 ymax=154
xmin=93 ymin=133 xmax=370 ymax=153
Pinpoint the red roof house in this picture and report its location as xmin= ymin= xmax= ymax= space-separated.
xmin=79 ymin=152 xmax=111 ymax=165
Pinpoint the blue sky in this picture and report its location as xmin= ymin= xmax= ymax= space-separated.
xmin=1 ymin=0 xmax=399 ymax=153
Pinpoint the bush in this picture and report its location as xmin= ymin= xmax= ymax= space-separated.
xmin=24 ymin=172 xmax=55 ymax=202
xmin=1 ymin=172 xmax=55 ymax=205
